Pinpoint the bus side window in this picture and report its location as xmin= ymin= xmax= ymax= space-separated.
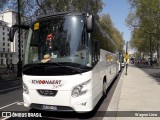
xmin=95 ymin=41 xmax=100 ymax=61
xmin=92 ymin=40 xmax=100 ymax=65
xmin=81 ymin=28 xmax=88 ymax=48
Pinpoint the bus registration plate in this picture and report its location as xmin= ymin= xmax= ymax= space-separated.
xmin=42 ymin=105 xmax=57 ymax=110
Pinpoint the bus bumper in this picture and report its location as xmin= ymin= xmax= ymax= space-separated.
xmin=23 ymin=90 xmax=93 ymax=113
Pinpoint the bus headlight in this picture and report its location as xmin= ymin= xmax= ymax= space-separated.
xmin=23 ymin=82 xmax=29 ymax=94
xmin=72 ymin=80 xmax=90 ymax=98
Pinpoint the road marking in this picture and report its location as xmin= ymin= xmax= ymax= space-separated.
xmin=0 ymin=101 xmax=18 ymax=110
xmin=1 ymin=116 xmax=11 ymax=120
xmin=0 ymin=102 xmax=19 ymax=120
xmin=0 ymin=101 xmax=24 ymax=120
xmin=17 ymin=102 xmax=23 ymax=105
xmin=0 ymin=86 xmax=22 ymax=93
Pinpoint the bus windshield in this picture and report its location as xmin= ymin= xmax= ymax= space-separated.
xmin=26 ymin=15 xmax=89 ymax=66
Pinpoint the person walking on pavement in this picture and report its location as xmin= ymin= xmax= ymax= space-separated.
xmin=10 ymin=64 xmax=14 ymax=73
xmin=6 ymin=64 xmax=10 ymax=74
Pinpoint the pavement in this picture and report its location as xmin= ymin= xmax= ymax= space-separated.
xmin=104 ymin=64 xmax=160 ymax=120
xmin=0 ymin=72 xmax=21 ymax=82
xmin=0 ymin=66 xmax=20 ymax=81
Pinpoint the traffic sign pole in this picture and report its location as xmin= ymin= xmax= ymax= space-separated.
xmin=125 ymin=41 xmax=128 ymax=75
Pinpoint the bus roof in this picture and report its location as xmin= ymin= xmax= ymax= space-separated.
xmin=37 ymin=12 xmax=86 ymax=20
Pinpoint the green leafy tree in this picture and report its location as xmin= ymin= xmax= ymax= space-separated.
xmin=126 ymin=0 xmax=160 ymax=61
xmin=4 ymin=0 xmax=124 ymax=53
xmin=34 ymin=0 xmax=104 ymax=14
xmin=4 ymin=0 xmax=104 ymax=23
xmin=100 ymin=14 xmax=125 ymax=53
xmin=0 ymin=0 xmax=8 ymax=11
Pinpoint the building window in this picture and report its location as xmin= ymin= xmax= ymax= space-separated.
xmin=8 ymin=43 xmax=9 ymax=46
xmin=3 ymin=43 xmax=5 ymax=46
xmin=3 ymin=37 xmax=5 ymax=41
xmin=5 ymin=54 xmax=7 ymax=58
xmin=1 ymin=54 xmax=3 ymax=57
xmin=10 ymin=54 xmax=12 ymax=57
xmin=6 ymin=59 xmax=8 ymax=64
xmin=10 ymin=59 xmax=12 ymax=64
xmin=3 ymin=32 xmax=5 ymax=35
xmin=3 ymin=48 xmax=5 ymax=51
xmin=8 ymin=49 xmax=10 ymax=52
xmin=3 ymin=27 xmax=4 ymax=30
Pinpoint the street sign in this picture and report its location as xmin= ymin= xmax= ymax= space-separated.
xmin=34 ymin=22 xmax=39 ymax=30
xmin=124 ymin=54 xmax=129 ymax=60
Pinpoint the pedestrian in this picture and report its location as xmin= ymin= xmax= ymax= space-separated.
xmin=10 ymin=64 xmax=14 ymax=73
xmin=6 ymin=64 xmax=10 ymax=74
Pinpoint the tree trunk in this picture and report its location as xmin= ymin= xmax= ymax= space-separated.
xmin=157 ymin=43 xmax=159 ymax=65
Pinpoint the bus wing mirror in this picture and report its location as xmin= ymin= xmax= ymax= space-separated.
xmin=9 ymin=27 xmax=18 ymax=42
xmin=86 ymin=14 xmax=94 ymax=32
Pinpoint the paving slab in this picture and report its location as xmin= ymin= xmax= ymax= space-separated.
xmin=104 ymin=64 xmax=160 ymax=120
xmin=116 ymin=65 xmax=160 ymax=120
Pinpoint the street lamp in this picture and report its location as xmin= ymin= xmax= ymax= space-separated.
xmin=17 ymin=0 xmax=22 ymax=77
xmin=149 ymin=33 xmax=153 ymax=66
xmin=125 ymin=41 xmax=128 ymax=75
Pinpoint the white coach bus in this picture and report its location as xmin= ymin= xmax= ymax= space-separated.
xmin=10 ymin=12 xmax=119 ymax=112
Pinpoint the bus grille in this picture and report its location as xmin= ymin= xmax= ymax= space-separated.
xmin=37 ymin=89 xmax=58 ymax=96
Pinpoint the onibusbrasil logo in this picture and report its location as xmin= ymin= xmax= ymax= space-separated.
xmin=2 ymin=112 xmax=42 ymax=118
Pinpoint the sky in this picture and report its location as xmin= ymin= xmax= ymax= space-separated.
xmin=101 ymin=0 xmax=131 ymax=42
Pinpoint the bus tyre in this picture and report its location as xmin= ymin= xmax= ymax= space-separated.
xmin=103 ymin=81 xmax=107 ymax=98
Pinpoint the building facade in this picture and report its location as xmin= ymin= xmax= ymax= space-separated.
xmin=0 ymin=9 xmax=27 ymax=65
